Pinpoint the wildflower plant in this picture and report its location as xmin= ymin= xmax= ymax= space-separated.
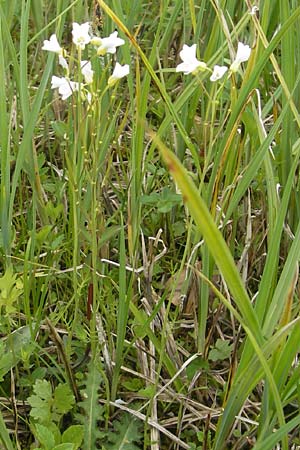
xmin=175 ymin=40 xmax=251 ymax=81
xmin=42 ymin=22 xmax=130 ymax=354
xmin=42 ymin=23 xmax=129 ymax=103
xmin=3 ymin=1 xmax=300 ymax=449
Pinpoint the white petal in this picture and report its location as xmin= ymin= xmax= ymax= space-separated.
xmin=108 ymin=63 xmax=129 ymax=86
xmin=72 ymin=22 xmax=91 ymax=49
xmin=236 ymin=42 xmax=251 ymax=63
xmin=176 ymin=44 xmax=207 ymax=75
xmin=249 ymin=6 xmax=259 ymax=15
xmin=81 ymin=60 xmax=94 ymax=84
xmin=59 ymin=55 xmax=68 ymax=70
xmin=230 ymin=42 xmax=251 ymax=72
xmin=42 ymin=34 xmax=62 ymax=54
xmin=51 ymin=75 xmax=65 ymax=89
xmin=179 ymin=44 xmax=197 ymax=63
xmin=96 ymin=31 xmax=125 ymax=55
xmin=210 ymin=65 xmax=228 ymax=82
xmin=59 ymin=81 xmax=79 ymax=100
xmin=51 ymin=76 xmax=79 ymax=100
xmin=86 ymin=92 xmax=92 ymax=104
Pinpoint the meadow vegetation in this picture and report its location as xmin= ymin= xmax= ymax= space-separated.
xmin=1 ymin=0 xmax=300 ymax=449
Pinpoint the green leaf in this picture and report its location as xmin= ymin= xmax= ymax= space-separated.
xmin=137 ymin=385 xmax=156 ymax=398
xmin=0 ymin=266 xmax=23 ymax=314
xmin=0 ymin=326 xmax=34 ymax=381
xmin=48 ymin=422 xmax=61 ymax=446
xmin=33 ymin=379 xmax=52 ymax=400
xmin=141 ymin=187 xmax=182 ymax=213
xmin=186 ymin=357 xmax=209 ymax=381
xmin=252 ymin=414 xmax=300 ymax=450
xmin=0 ymin=408 xmax=14 ymax=450
xmin=34 ymin=423 xmax=55 ymax=450
xmin=51 ymin=120 xmax=68 ymax=138
xmin=62 ymin=425 xmax=84 ymax=450
xmin=79 ymin=361 xmax=105 ymax=450
xmin=35 ymin=225 xmax=52 ymax=246
xmin=28 ymin=394 xmax=52 ymax=423
xmin=122 ymin=378 xmax=144 ymax=392
xmin=105 ymin=414 xmax=142 ymax=450
xmin=28 ymin=379 xmax=52 ymax=423
xmin=54 ymin=384 xmax=75 ymax=415
xmin=52 ymin=444 xmax=74 ymax=450
xmin=209 ymin=339 xmax=233 ymax=362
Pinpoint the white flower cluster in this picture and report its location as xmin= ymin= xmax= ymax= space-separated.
xmin=176 ymin=42 xmax=251 ymax=82
xmin=42 ymin=23 xmax=130 ymax=101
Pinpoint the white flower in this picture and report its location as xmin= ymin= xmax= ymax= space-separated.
xmin=58 ymin=55 xmax=68 ymax=70
xmin=81 ymin=60 xmax=94 ymax=84
xmin=108 ymin=63 xmax=129 ymax=87
xmin=210 ymin=65 xmax=228 ymax=82
xmin=86 ymin=92 xmax=92 ymax=104
xmin=91 ymin=31 xmax=125 ymax=56
xmin=42 ymin=34 xmax=63 ymax=54
xmin=176 ymin=44 xmax=207 ymax=75
xmin=230 ymin=42 xmax=251 ymax=72
xmin=249 ymin=5 xmax=259 ymax=15
xmin=51 ymin=76 xmax=79 ymax=100
xmin=72 ymin=22 xmax=91 ymax=50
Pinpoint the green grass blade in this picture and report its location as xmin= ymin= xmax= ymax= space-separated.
xmin=262 ymin=221 xmax=300 ymax=335
xmin=0 ymin=16 xmax=10 ymax=255
xmin=253 ymin=414 xmax=300 ymax=450
xmin=0 ymin=410 xmax=14 ymax=450
xmin=8 ymin=54 xmax=55 ymax=226
xmin=111 ymin=214 xmax=129 ymax=401
xmin=155 ymin=135 xmax=261 ymax=340
xmin=213 ymin=319 xmax=300 ymax=449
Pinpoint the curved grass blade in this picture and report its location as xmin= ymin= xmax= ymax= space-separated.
xmin=153 ymin=134 xmax=262 ymax=341
xmin=0 ymin=410 xmax=14 ymax=450
xmin=252 ymin=414 xmax=300 ymax=450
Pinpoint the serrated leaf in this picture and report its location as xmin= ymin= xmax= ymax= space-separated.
xmin=62 ymin=425 xmax=84 ymax=449
xmin=33 ymin=379 xmax=52 ymax=400
xmin=208 ymin=339 xmax=233 ymax=362
xmin=141 ymin=188 xmax=182 ymax=213
xmin=34 ymin=423 xmax=55 ymax=450
xmin=28 ymin=380 xmax=52 ymax=423
xmin=28 ymin=394 xmax=52 ymax=423
xmin=54 ymin=384 xmax=75 ymax=415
